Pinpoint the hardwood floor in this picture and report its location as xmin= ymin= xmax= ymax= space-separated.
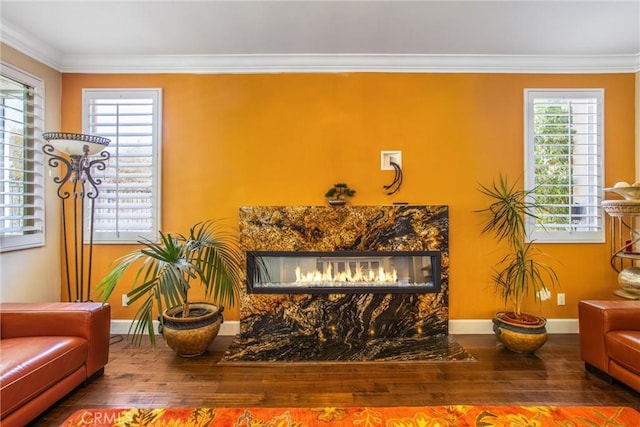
xmin=33 ymin=334 xmax=639 ymax=426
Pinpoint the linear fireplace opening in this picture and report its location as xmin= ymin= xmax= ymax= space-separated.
xmin=247 ymin=250 xmax=441 ymax=294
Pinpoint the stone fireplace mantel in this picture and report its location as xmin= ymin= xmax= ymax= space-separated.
xmin=221 ymin=205 xmax=472 ymax=363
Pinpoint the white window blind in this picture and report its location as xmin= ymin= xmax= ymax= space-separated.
xmin=83 ymin=89 xmax=161 ymax=243
xmin=524 ymin=89 xmax=604 ymax=243
xmin=0 ymin=63 xmax=45 ymax=252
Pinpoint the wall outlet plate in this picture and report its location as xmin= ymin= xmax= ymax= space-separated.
xmin=381 ymin=151 xmax=402 ymax=170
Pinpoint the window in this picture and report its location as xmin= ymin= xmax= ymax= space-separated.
xmin=0 ymin=63 xmax=45 ymax=252
xmin=83 ymin=89 xmax=161 ymax=243
xmin=524 ymin=89 xmax=604 ymax=243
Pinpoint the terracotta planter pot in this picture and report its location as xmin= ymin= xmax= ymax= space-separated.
xmin=161 ymin=302 xmax=224 ymax=357
xmin=492 ymin=311 xmax=547 ymax=354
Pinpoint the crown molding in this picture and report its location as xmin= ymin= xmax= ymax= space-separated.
xmin=0 ymin=19 xmax=63 ymax=71
xmin=59 ymin=53 xmax=640 ymax=74
xmin=2 ymin=18 xmax=639 ymax=74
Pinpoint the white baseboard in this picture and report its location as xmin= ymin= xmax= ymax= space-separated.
xmin=109 ymin=319 xmax=241 ymax=336
xmin=449 ymin=318 xmax=579 ymax=334
xmin=110 ymin=318 xmax=578 ymax=337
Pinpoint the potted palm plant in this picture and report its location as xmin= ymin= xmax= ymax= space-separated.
xmin=97 ymin=220 xmax=243 ymax=357
xmin=477 ymin=174 xmax=559 ymax=353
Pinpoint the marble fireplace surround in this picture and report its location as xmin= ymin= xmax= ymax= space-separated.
xmin=222 ymin=205 xmax=473 ymax=362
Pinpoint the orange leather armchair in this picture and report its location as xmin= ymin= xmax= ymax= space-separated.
xmin=578 ymin=300 xmax=640 ymax=392
xmin=0 ymin=302 xmax=111 ymax=427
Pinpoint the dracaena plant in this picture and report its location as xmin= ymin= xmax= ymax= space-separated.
xmin=97 ymin=220 xmax=243 ymax=346
xmin=476 ymin=174 xmax=559 ymax=317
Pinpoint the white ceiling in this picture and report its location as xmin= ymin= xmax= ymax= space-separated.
xmin=1 ymin=0 xmax=639 ymax=73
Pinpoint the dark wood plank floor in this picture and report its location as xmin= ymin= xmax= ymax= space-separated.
xmin=33 ymin=334 xmax=639 ymax=426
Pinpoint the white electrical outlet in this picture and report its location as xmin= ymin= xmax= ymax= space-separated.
xmin=122 ymin=294 xmax=129 ymax=307
xmin=557 ymin=293 xmax=565 ymax=306
xmin=381 ymin=151 xmax=402 ymax=170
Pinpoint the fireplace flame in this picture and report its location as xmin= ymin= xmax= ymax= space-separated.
xmin=295 ymin=263 xmax=398 ymax=284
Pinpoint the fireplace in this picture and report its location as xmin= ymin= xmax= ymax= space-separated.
xmin=221 ymin=205 xmax=473 ymax=363
xmin=247 ymin=250 xmax=441 ymax=294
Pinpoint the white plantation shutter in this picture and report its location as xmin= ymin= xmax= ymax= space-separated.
xmin=83 ymin=89 xmax=161 ymax=243
xmin=0 ymin=64 xmax=45 ymax=252
xmin=524 ymin=89 xmax=604 ymax=243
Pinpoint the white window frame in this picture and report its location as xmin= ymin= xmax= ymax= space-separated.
xmin=82 ymin=89 xmax=162 ymax=244
xmin=524 ymin=89 xmax=604 ymax=243
xmin=0 ymin=63 xmax=45 ymax=252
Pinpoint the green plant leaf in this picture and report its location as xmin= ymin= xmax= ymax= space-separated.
xmin=95 ymin=219 xmax=243 ymax=347
xmin=477 ymin=174 xmax=560 ymax=316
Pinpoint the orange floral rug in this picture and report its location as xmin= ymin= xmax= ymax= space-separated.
xmin=62 ymin=405 xmax=639 ymax=426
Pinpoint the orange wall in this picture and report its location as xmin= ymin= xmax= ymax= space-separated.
xmin=60 ymin=72 xmax=636 ymax=321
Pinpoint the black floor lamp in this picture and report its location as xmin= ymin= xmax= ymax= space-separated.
xmin=42 ymin=132 xmax=110 ymax=302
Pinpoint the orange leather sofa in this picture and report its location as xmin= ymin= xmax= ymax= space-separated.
xmin=578 ymin=300 xmax=640 ymax=392
xmin=0 ymin=302 xmax=111 ymax=427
